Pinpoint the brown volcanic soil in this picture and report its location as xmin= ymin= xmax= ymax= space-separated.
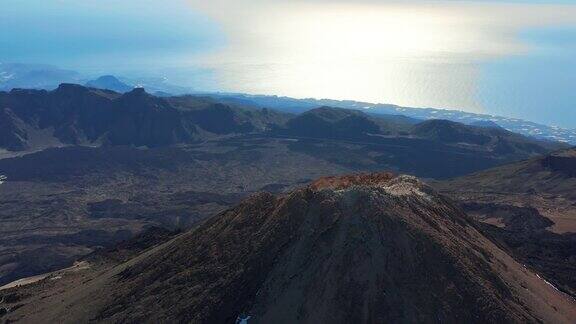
xmin=309 ymin=172 xmax=395 ymax=190
xmin=3 ymin=173 xmax=574 ymax=323
xmin=436 ymin=148 xmax=576 ymax=296
xmin=0 ymin=137 xmax=352 ymax=286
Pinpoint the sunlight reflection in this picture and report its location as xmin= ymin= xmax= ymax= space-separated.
xmin=187 ymin=1 xmax=576 ymax=112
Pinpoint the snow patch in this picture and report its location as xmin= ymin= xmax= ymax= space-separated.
xmin=0 ymin=175 xmax=6 ymax=185
xmin=236 ymin=315 xmax=251 ymax=324
xmin=535 ymin=273 xmax=561 ymax=293
xmin=0 ymin=72 xmax=14 ymax=82
xmin=534 ymin=272 xmax=575 ymax=302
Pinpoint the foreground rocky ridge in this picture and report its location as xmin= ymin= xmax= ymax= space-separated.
xmin=3 ymin=173 xmax=574 ymax=323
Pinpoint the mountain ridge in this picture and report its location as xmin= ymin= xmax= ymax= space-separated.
xmin=209 ymin=93 xmax=576 ymax=144
xmin=1 ymin=84 xmax=564 ymax=164
xmin=0 ymin=84 xmax=290 ymax=152
xmin=1 ymin=62 xmax=573 ymax=144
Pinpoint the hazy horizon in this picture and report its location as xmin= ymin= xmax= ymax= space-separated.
xmin=2 ymin=0 xmax=576 ymax=127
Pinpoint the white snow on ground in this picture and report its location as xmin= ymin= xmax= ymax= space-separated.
xmin=0 ymin=175 xmax=6 ymax=185
xmin=0 ymin=71 xmax=14 ymax=82
xmin=535 ymin=273 xmax=561 ymax=293
xmin=534 ymin=273 xmax=576 ymax=302
xmin=236 ymin=315 xmax=251 ymax=324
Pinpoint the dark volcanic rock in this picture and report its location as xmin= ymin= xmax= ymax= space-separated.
xmin=106 ymin=88 xmax=197 ymax=147
xmin=0 ymin=84 xmax=288 ymax=151
xmin=437 ymin=147 xmax=576 ymax=296
xmin=0 ymin=108 xmax=28 ymax=151
xmin=541 ymin=150 xmax=576 ymax=177
xmin=184 ymin=103 xmax=256 ymax=134
xmin=413 ymin=119 xmax=492 ymax=145
xmin=411 ymin=119 xmax=554 ymax=156
xmin=279 ymin=106 xmax=383 ymax=139
xmin=0 ymin=84 xmax=564 ymax=181
xmin=441 ymin=147 xmax=576 ymax=199
xmin=462 ymin=202 xmax=554 ymax=231
xmin=17 ymin=173 xmax=573 ymax=323
xmin=0 ymin=145 xmax=198 ymax=182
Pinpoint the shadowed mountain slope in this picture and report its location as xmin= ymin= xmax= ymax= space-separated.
xmin=411 ymin=119 xmax=555 ymax=155
xmin=5 ymin=174 xmax=574 ymax=323
xmin=206 ymin=93 xmax=576 ymax=144
xmin=441 ymin=148 xmax=576 ymax=199
xmin=0 ymin=107 xmax=28 ymax=151
xmin=277 ymin=106 xmax=412 ymax=139
xmin=0 ymin=84 xmax=290 ymax=151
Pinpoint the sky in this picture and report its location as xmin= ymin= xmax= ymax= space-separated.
xmin=1 ymin=0 xmax=576 ymax=127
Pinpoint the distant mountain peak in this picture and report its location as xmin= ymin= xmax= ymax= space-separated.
xmin=118 ymin=87 xmax=151 ymax=102
xmin=85 ymin=75 xmax=133 ymax=93
xmin=93 ymin=75 xmax=120 ymax=81
xmin=127 ymin=86 xmax=146 ymax=95
xmin=470 ymin=120 xmax=503 ymax=129
xmin=57 ymin=82 xmax=87 ymax=91
xmin=55 ymin=83 xmax=92 ymax=95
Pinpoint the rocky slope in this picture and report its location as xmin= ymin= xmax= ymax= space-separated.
xmin=0 ymin=138 xmax=353 ymax=287
xmin=276 ymin=106 xmax=413 ymax=138
xmin=411 ymin=119 xmax=553 ymax=156
xmin=440 ymin=148 xmax=576 ymax=199
xmin=3 ymin=173 xmax=574 ymax=323
xmin=436 ymin=148 xmax=576 ymax=296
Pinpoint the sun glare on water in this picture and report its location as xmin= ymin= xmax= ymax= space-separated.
xmin=188 ymin=2 xmax=493 ymax=110
xmin=287 ymin=6 xmax=462 ymax=60
xmin=187 ymin=1 xmax=576 ymax=113
xmin=259 ymin=4 xmax=480 ymax=105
